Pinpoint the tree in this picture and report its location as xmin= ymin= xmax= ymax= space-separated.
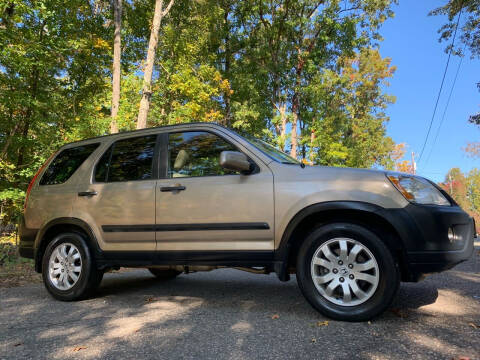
xmin=431 ymin=0 xmax=480 ymax=59
xmin=0 ymin=0 xmax=400 ymax=223
xmin=136 ymin=0 xmax=174 ymax=129
xmin=0 ymin=0 xmax=113 ymax=222
xmin=110 ymin=0 xmax=122 ymax=134
xmin=440 ymin=167 xmax=480 ymax=224
xmin=303 ymin=48 xmax=396 ymax=168
xmin=431 ymin=1 xmax=480 ymax=131
xmin=389 ymin=143 xmax=414 ymax=173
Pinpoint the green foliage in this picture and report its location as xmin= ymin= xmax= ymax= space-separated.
xmin=0 ymin=0 xmax=400 ymax=223
xmin=430 ymin=0 xmax=480 ymax=59
xmin=431 ymin=1 xmax=480 ymax=129
xmin=441 ymin=167 xmax=480 ymax=224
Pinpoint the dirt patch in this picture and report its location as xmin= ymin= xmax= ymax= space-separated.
xmin=0 ymin=237 xmax=41 ymax=288
xmin=0 ymin=261 xmax=41 ymax=287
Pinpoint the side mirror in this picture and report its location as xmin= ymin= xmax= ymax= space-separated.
xmin=219 ymin=151 xmax=253 ymax=174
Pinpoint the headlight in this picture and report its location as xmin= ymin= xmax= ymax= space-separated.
xmin=386 ymin=174 xmax=450 ymax=206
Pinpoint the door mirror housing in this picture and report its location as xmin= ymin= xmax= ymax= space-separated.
xmin=220 ymin=151 xmax=253 ymax=174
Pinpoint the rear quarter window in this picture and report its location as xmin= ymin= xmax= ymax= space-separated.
xmin=39 ymin=143 xmax=99 ymax=185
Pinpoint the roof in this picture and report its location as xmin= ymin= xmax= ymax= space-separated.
xmin=65 ymin=122 xmax=230 ymax=146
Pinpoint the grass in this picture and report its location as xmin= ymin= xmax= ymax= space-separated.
xmin=0 ymin=235 xmax=41 ymax=287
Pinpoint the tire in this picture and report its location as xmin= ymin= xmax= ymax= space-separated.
xmin=42 ymin=232 xmax=102 ymax=301
xmin=296 ymin=223 xmax=399 ymax=322
xmin=148 ymin=268 xmax=181 ymax=280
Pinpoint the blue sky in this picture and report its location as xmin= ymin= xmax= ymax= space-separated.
xmin=379 ymin=1 xmax=479 ymax=183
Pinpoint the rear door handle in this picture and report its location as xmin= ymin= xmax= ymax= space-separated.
xmin=160 ymin=185 xmax=186 ymax=192
xmin=78 ymin=191 xmax=98 ymax=197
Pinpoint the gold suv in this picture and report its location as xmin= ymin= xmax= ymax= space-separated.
xmin=19 ymin=123 xmax=475 ymax=321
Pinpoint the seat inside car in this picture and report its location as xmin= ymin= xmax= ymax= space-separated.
xmin=172 ymin=149 xmax=190 ymax=177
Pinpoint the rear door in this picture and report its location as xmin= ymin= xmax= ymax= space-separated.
xmin=76 ymin=134 xmax=158 ymax=251
xmin=155 ymin=130 xmax=274 ymax=252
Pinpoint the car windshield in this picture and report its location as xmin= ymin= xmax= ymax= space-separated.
xmin=237 ymin=132 xmax=300 ymax=164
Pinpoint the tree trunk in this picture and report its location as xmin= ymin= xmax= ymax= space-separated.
xmin=136 ymin=0 xmax=174 ymax=129
xmin=290 ymin=108 xmax=298 ymax=158
xmin=0 ymin=109 xmax=18 ymax=159
xmin=223 ymin=6 xmax=231 ymax=127
xmin=16 ymin=120 xmax=30 ymax=167
xmin=309 ymin=129 xmax=315 ymax=163
xmin=279 ymin=103 xmax=287 ymax=151
xmin=110 ymin=0 xmax=122 ymax=134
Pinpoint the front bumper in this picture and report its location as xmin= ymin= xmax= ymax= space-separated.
xmin=384 ymin=204 xmax=476 ymax=281
xmin=18 ymin=217 xmax=37 ymax=259
xmin=407 ymin=221 xmax=475 ymax=280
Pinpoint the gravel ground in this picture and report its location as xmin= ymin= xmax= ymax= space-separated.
xmin=0 ymin=245 xmax=479 ymax=360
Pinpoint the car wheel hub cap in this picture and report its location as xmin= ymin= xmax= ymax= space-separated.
xmin=48 ymin=243 xmax=82 ymax=291
xmin=310 ymin=238 xmax=380 ymax=307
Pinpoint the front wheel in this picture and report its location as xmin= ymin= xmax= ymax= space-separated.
xmin=42 ymin=232 xmax=102 ymax=301
xmin=296 ymin=223 xmax=399 ymax=322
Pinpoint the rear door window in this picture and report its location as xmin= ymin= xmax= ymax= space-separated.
xmin=40 ymin=143 xmax=99 ymax=185
xmin=94 ymin=135 xmax=157 ymax=182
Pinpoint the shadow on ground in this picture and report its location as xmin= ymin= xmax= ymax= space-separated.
xmin=0 ymin=247 xmax=478 ymax=360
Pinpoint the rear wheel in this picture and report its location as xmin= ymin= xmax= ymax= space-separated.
xmin=148 ymin=268 xmax=181 ymax=280
xmin=42 ymin=232 xmax=102 ymax=301
xmin=296 ymin=223 xmax=399 ymax=321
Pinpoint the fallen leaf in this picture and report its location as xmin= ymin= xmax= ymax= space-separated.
xmin=316 ymin=321 xmax=329 ymax=327
xmin=311 ymin=338 xmax=316 ymax=343
xmin=13 ymin=343 xmax=22 ymax=347
xmin=144 ymin=296 xmax=155 ymax=303
xmin=468 ymin=323 xmax=479 ymax=329
xmin=271 ymin=314 xmax=279 ymax=319
xmin=73 ymin=346 xmax=87 ymax=352
xmin=390 ymin=308 xmax=407 ymax=318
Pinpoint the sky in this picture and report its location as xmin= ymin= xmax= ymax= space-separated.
xmin=378 ymin=0 xmax=479 ymax=183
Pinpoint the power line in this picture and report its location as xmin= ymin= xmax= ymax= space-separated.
xmin=417 ymin=8 xmax=463 ymax=165
xmin=423 ymin=46 xmax=465 ymax=167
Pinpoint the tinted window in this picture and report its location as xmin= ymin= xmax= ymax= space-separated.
xmin=94 ymin=146 xmax=112 ymax=182
xmin=40 ymin=143 xmax=99 ymax=185
xmin=168 ymin=132 xmax=240 ymax=178
xmin=95 ymin=135 xmax=157 ymax=182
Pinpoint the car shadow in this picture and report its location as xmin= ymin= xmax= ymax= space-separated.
xmin=96 ymin=268 xmax=440 ymax=314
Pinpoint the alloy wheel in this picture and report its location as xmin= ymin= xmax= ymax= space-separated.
xmin=310 ymin=238 xmax=380 ymax=306
xmin=48 ymin=242 xmax=82 ymax=290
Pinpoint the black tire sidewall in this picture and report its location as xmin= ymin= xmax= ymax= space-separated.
xmin=42 ymin=232 xmax=98 ymax=301
xmin=296 ymin=223 xmax=399 ymax=322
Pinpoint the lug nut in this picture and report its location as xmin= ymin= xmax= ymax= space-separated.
xmin=339 ymin=277 xmax=345 ymax=282
xmin=338 ymin=260 xmax=343 ymax=265
xmin=348 ymin=264 xmax=353 ymax=269
xmin=349 ymin=274 xmax=354 ymax=279
xmin=332 ymin=268 xmax=338 ymax=274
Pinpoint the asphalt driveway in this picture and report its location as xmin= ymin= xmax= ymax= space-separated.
xmin=1 ymin=245 xmax=479 ymax=360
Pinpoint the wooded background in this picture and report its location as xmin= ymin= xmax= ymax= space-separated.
xmin=0 ymin=0 xmax=478 ymax=225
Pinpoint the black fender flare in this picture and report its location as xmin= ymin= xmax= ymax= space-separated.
xmin=273 ymin=201 xmax=407 ymax=281
xmin=34 ymin=217 xmax=101 ymax=272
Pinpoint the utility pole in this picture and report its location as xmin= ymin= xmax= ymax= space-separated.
xmin=448 ymin=173 xmax=453 ymax=194
xmin=411 ymin=151 xmax=416 ymax=174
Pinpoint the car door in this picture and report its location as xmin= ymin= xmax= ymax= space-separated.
xmin=76 ymin=134 xmax=158 ymax=251
xmin=155 ymin=130 xmax=274 ymax=253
